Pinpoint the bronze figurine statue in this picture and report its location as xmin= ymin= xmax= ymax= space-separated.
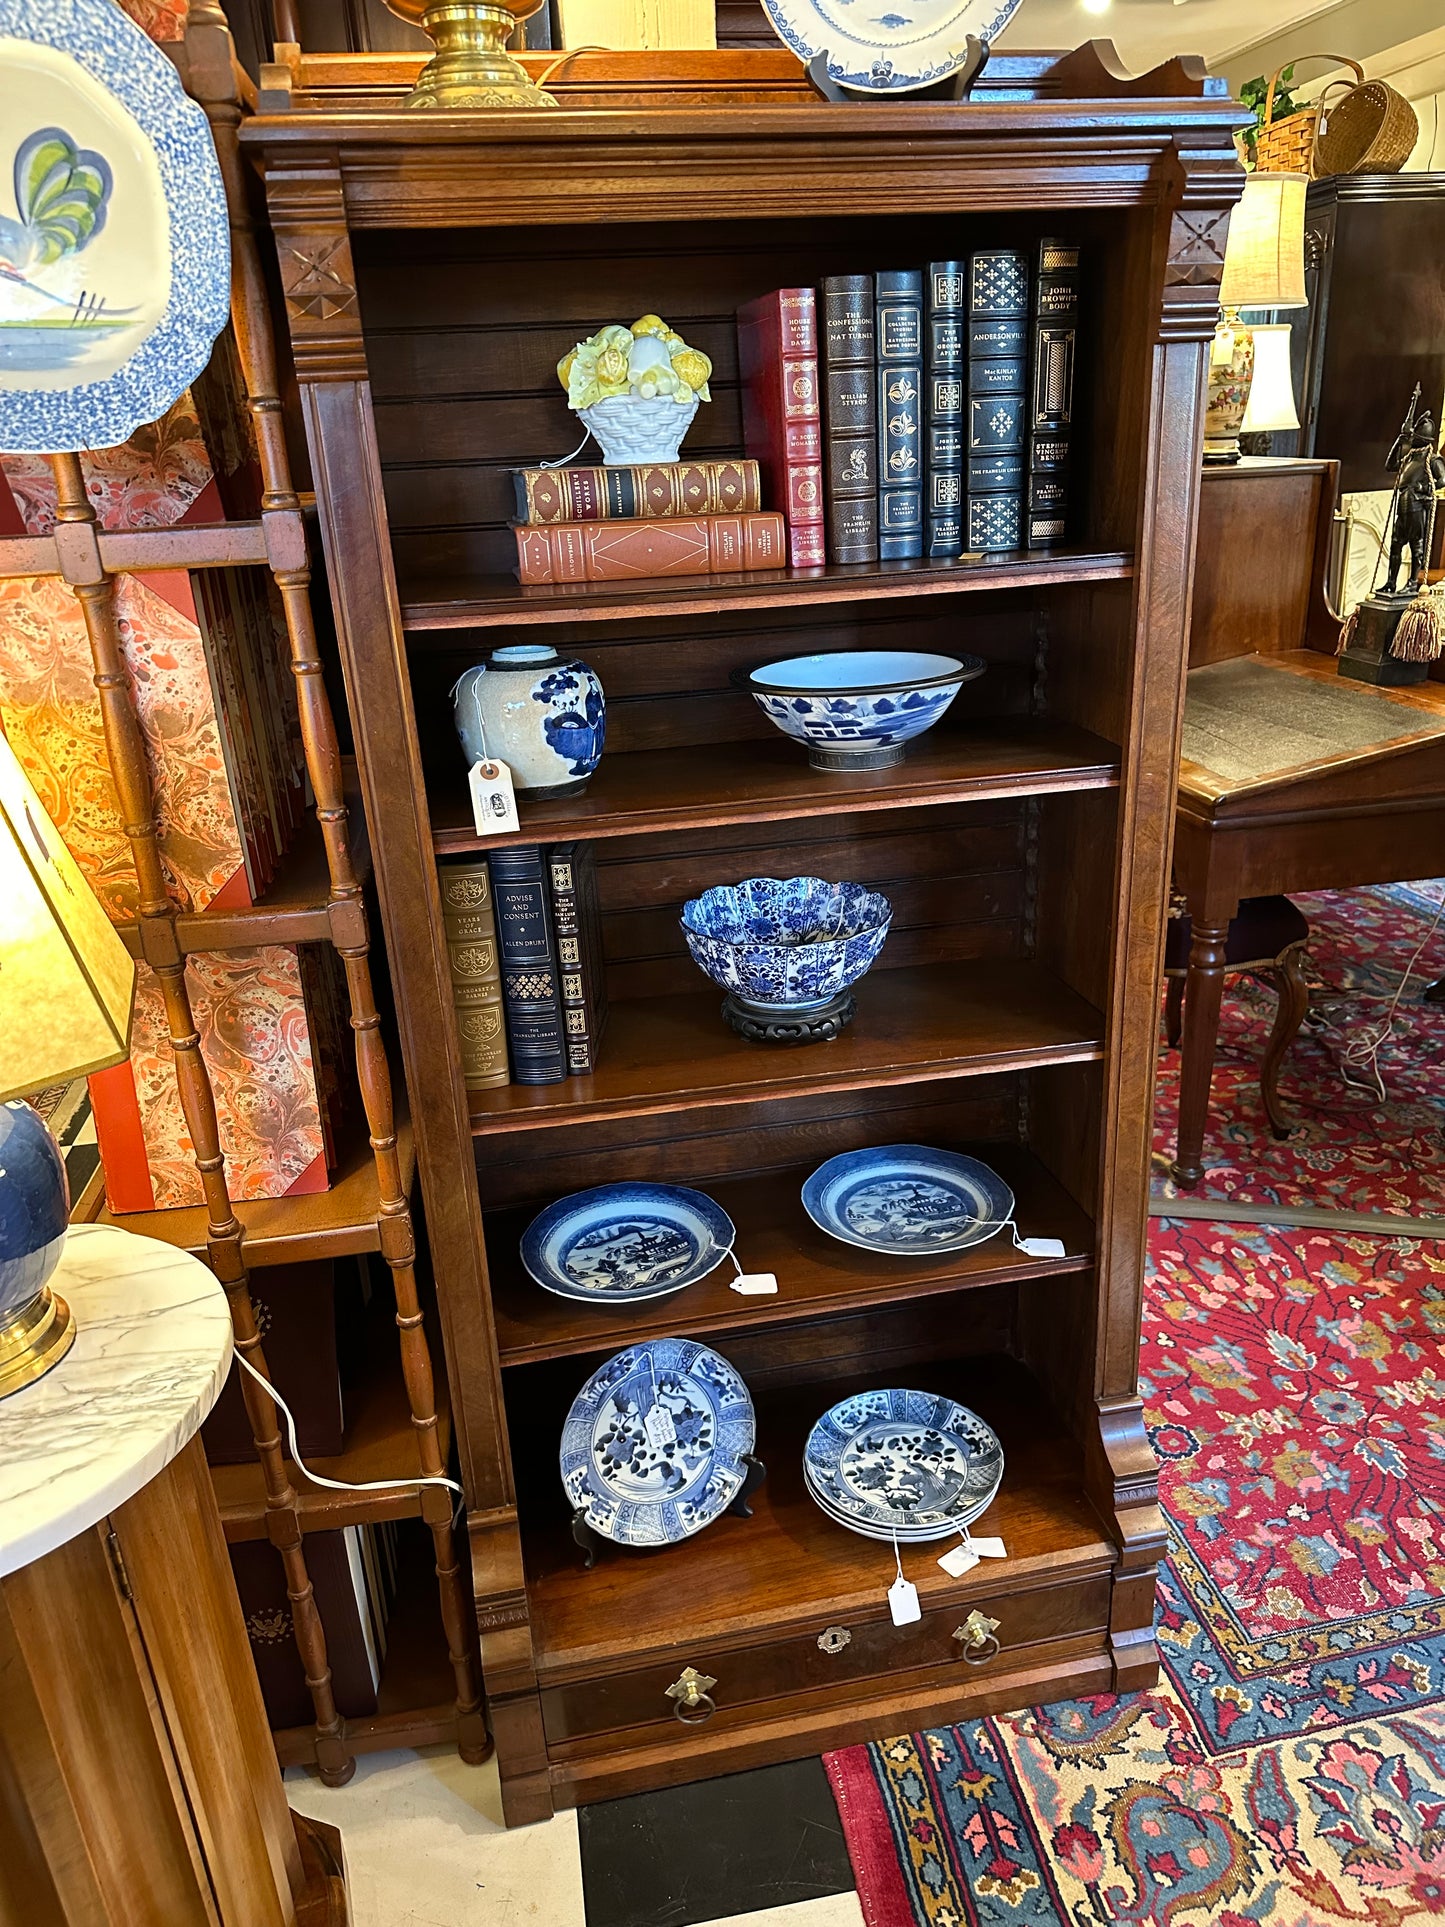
xmin=1384 ymin=388 xmax=1445 ymax=596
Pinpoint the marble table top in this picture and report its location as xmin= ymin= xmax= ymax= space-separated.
xmin=0 ymin=1224 xmax=232 ymax=1577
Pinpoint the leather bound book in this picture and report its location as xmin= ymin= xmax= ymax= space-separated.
xmin=438 ymin=856 xmax=510 ymax=1090
xmin=925 ymin=260 xmax=965 ymax=558
xmin=1028 ymin=237 xmax=1081 ymax=549
xmin=513 ymin=513 xmax=786 ymax=584
xmin=965 ymin=248 xmax=1028 ymax=554
xmin=876 ymin=270 xmax=924 ymax=561
xmin=820 ymin=273 xmax=878 ymax=565
xmin=511 ymin=460 xmax=761 ymax=524
xmin=736 ymin=288 xmax=826 ymax=569
xmin=547 ymin=841 xmax=608 ymax=1076
xmin=488 ymin=845 xmax=567 ymax=1084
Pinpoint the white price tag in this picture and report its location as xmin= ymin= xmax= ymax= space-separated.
xmin=730 ymin=1272 xmax=779 ymax=1296
xmin=888 ymin=1575 xmax=922 ymax=1626
xmin=969 ymin=1536 xmax=1007 ymax=1560
xmin=468 ymin=759 xmax=520 ymax=837
xmin=1018 ymin=1236 xmax=1067 ymax=1259
xmin=642 ymin=1402 xmax=677 ymax=1450
xmin=937 ymin=1543 xmax=980 ymax=1578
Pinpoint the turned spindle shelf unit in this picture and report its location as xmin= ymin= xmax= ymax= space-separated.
xmin=240 ymin=42 xmax=1243 ymax=1822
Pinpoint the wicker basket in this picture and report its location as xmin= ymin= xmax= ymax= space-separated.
xmin=1315 ymin=78 xmax=1419 ymax=176
xmin=1253 ymin=55 xmax=1362 ymax=174
xmin=578 ymin=394 xmax=700 ymax=466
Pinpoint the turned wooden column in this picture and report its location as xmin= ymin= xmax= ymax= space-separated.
xmin=0 ymin=1227 xmax=346 ymax=1927
xmin=1172 ymin=914 xmax=1232 ymax=1188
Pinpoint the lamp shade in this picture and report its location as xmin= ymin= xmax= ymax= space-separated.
xmin=1219 ymin=171 xmax=1309 ymax=311
xmin=1241 ymin=324 xmax=1301 ymax=434
xmin=0 ymin=733 xmax=135 ymax=1102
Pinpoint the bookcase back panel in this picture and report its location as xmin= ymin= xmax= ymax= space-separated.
xmin=353 ymin=209 xmax=1134 ymax=586
xmin=406 ymin=593 xmax=1040 ymax=779
xmin=474 ymin=1076 xmax=1022 ymax=1213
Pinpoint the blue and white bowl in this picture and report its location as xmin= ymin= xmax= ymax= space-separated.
xmin=521 ymin=1183 xmax=735 ymax=1305
xmin=745 ymin=651 xmax=985 ymax=771
xmin=802 ymin=1146 xmax=1015 ymax=1256
xmin=560 ymin=1338 xmax=756 ymax=1548
xmin=680 ymin=876 xmax=891 ymax=1012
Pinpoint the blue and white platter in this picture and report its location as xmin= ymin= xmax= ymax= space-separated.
xmin=521 ymin=1183 xmax=736 ymax=1304
xmin=0 ymin=0 xmax=231 ymax=453
xmin=803 ymin=1388 xmax=1003 ymax=1541
xmin=560 ymin=1338 xmax=756 ymax=1547
xmin=758 ymin=0 xmax=1022 ymax=96
xmin=802 ymin=1146 xmax=1014 ymax=1256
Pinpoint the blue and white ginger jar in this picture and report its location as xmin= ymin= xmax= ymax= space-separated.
xmin=454 ymin=644 xmax=605 ymax=799
xmin=0 ymin=1101 xmax=69 ymax=1326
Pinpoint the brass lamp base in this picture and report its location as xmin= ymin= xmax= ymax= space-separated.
xmin=0 ymin=1285 xmax=76 ymax=1398
xmin=400 ymin=2 xmax=557 ymax=109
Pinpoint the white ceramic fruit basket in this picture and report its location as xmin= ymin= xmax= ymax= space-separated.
xmin=559 ymin=315 xmax=712 ymax=469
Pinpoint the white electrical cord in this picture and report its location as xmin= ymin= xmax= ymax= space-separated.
xmin=1337 ymin=886 xmax=1445 ymax=1104
xmin=234 ymin=1351 xmax=464 ymax=1521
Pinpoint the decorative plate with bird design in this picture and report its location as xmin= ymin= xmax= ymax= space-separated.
xmin=0 ymin=0 xmax=229 ymax=452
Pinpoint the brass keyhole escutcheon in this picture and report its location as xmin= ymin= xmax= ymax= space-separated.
xmin=665 ymin=1665 xmax=718 ymax=1724
xmin=818 ymin=1625 xmax=853 ymax=1656
xmin=953 ymin=1610 xmax=1001 ymax=1665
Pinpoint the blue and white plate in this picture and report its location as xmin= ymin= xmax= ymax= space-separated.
xmin=560 ymin=1338 xmax=756 ymax=1547
xmin=759 ymin=0 xmax=1022 ymax=96
xmin=804 ymin=1388 xmax=1003 ymax=1540
xmin=521 ymin=1183 xmax=736 ymax=1304
xmin=802 ymin=1146 xmax=1014 ymax=1256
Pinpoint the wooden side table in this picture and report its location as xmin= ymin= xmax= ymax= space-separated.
xmin=0 ymin=1225 xmax=348 ymax=1926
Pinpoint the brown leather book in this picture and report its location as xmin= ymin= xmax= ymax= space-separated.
xmin=512 ymin=460 xmax=761 ymax=524
xmin=513 ymin=512 xmax=787 ymax=584
xmin=438 ymin=857 xmax=510 ymax=1090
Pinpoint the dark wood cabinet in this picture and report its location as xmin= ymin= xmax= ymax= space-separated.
xmin=241 ymin=42 xmax=1242 ymax=1823
xmin=1286 ymin=173 xmax=1445 ymax=494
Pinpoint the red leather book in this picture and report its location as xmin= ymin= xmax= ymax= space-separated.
xmin=513 ymin=513 xmax=787 ymax=584
xmin=736 ymin=288 xmax=826 ymax=569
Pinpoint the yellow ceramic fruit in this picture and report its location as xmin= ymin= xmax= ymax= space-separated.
xmin=669 ymin=347 xmax=712 ymax=399
xmin=557 ymin=347 xmax=577 ymax=388
xmin=631 ymin=313 xmax=670 ymax=338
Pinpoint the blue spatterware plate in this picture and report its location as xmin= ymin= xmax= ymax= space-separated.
xmin=801 ymin=1146 xmax=1014 ymax=1256
xmin=560 ymin=1338 xmax=756 ymax=1547
xmin=521 ymin=1183 xmax=736 ymax=1304
xmin=803 ymin=1387 xmax=1003 ymax=1539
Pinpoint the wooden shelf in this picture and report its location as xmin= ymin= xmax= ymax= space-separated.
xmin=489 ymin=1144 xmax=1093 ymax=1368
xmin=520 ymin=1356 xmax=1112 ymax=1682
xmin=212 ymin=1308 xmax=449 ymax=1542
xmin=114 ymin=765 xmax=370 ymax=960
xmin=468 ymin=961 xmax=1104 ymax=1138
xmin=400 ymin=548 xmax=1134 ymax=632
xmin=431 ymin=724 xmax=1120 ymax=856
xmin=71 ymin=1111 xmax=413 ymax=1271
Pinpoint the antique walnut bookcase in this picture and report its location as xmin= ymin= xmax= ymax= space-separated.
xmin=240 ymin=38 xmax=1244 ymax=1822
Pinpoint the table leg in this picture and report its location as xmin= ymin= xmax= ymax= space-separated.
xmin=1171 ymin=917 xmax=1230 ymax=1189
xmin=1258 ymin=942 xmax=1310 ymax=1138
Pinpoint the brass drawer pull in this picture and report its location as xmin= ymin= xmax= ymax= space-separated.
xmin=818 ymin=1625 xmax=853 ymax=1656
xmin=954 ymin=1611 xmax=1001 ymax=1665
xmin=665 ymin=1666 xmax=717 ymax=1724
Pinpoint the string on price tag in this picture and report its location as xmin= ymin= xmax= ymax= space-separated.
xmin=468 ymin=758 xmax=520 ymax=837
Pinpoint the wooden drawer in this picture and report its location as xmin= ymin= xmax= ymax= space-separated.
xmin=540 ymin=1572 xmax=1110 ymax=1745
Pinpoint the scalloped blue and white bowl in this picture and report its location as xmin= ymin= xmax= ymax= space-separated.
xmin=745 ymin=651 xmax=985 ymax=771
xmin=680 ymin=876 xmax=892 ymax=1011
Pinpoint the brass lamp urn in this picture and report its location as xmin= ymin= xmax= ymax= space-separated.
xmin=385 ymin=0 xmax=558 ymax=109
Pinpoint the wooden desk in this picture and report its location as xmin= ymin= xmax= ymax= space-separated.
xmin=1171 ymin=651 xmax=1445 ymax=1185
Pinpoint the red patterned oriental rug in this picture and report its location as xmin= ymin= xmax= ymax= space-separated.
xmin=826 ymin=882 xmax=1445 ymax=1926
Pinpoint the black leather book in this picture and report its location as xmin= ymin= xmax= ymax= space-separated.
xmin=965 ymin=248 xmax=1028 ymax=554
xmin=820 ymin=274 xmax=878 ymax=565
xmin=1028 ymin=238 xmax=1081 ymax=549
xmin=488 ymin=844 xmax=567 ymax=1085
xmin=924 ymin=260 xmax=964 ymax=559
xmin=876 ymin=269 xmax=924 ymax=560
xmin=547 ymin=841 xmax=607 ymax=1077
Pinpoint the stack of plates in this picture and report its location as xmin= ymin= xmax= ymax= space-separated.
xmin=803 ymin=1388 xmax=1003 ymax=1543
xmin=560 ymin=1338 xmax=756 ymax=1548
